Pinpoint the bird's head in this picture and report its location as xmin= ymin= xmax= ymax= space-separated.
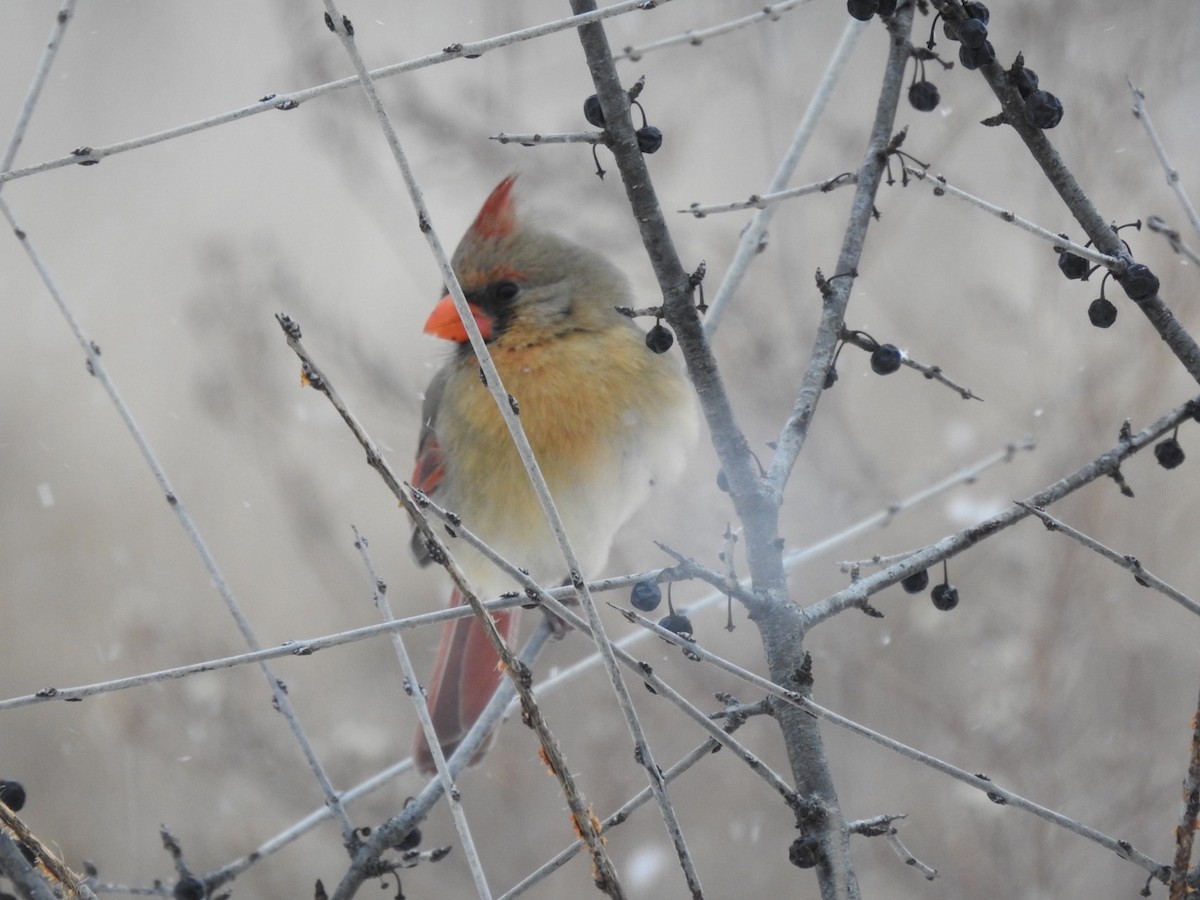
xmin=423 ymin=176 xmax=630 ymax=347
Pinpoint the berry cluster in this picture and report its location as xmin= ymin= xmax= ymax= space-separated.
xmin=583 ymin=92 xmax=662 ymax=155
xmin=908 ymin=4 xmax=992 ymax=115
xmin=902 ymin=562 xmax=959 ymax=611
xmin=1056 ymin=223 xmax=1161 ymax=328
xmin=914 ymin=5 xmax=1064 ymax=131
xmin=846 ymin=0 xmax=897 ymax=22
xmin=1008 ymin=58 xmax=1063 ymax=129
xmin=630 ymin=579 xmax=696 ymax=640
xmin=941 ymin=2 xmax=994 ymax=71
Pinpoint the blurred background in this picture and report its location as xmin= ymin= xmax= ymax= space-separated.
xmin=2 ymin=1 xmax=1199 ymax=897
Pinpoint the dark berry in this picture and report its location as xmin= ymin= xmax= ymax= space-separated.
xmin=942 ymin=18 xmax=961 ymax=40
xmin=1117 ymin=262 xmax=1160 ymax=301
xmin=1087 ymin=297 xmax=1117 ymax=328
xmin=173 ymin=877 xmax=206 ymax=900
xmin=645 ymin=322 xmax=674 ymax=353
xmin=631 ymin=580 xmax=663 ymax=612
xmin=789 ymin=835 xmax=821 ymax=869
xmin=395 ymin=827 xmax=422 ymax=852
xmin=870 ymin=343 xmax=902 ymax=375
xmin=846 ymin=0 xmax=879 ymax=21
xmin=901 ymin=570 xmax=930 ymax=594
xmin=909 ymin=81 xmax=941 ymax=112
xmin=958 ymin=41 xmax=995 ymax=70
xmin=0 ymin=780 xmax=26 ymax=812
xmin=824 ymin=367 xmax=838 ymax=389
xmin=583 ymin=94 xmax=605 ymax=128
xmin=957 ymin=18 xmax=988 ymax=49
xmin=1011 ymin=66 xmax=1039 ymax=100
xmin=877 ymin=0 xmax=897 ymax=14
xmin=1058 ymin=251 xmax=1090 ymax=280
xmin=716 ymin=469 xmax=730 ymax=492
xmin=962 ymin=1 xmax=989 ymax=23
xmin=636 ymin=125 xmax=663 ymax=154
xmin=1024 ymin=90 xmax=1064 ymax=129
xmin=659 ymin=612 xmax=693 ymax=638
xmin=1154 ymin=438 xmax=1185 ymax=470
xmin=931 ymin=583 xmax=959 ymax=611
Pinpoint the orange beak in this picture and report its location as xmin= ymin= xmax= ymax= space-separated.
xmin=423 ymin=294 xmax=493 ymax=343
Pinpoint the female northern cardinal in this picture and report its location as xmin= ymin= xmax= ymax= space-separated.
xmin=411 ymin=176 xmax=696 ymax=774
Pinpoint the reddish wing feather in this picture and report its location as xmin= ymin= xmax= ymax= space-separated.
xmin=412 ymin=590 xmax=520 ymax=775
xmin=411 ymin=433 xmax=445 ymax=496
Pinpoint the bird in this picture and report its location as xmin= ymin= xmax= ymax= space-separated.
xmin=410 ymin=175 xmax=696 ymax=775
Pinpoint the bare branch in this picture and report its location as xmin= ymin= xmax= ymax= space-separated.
xmin=1015 ymin=502 xmax=1200 ymax=618
xmin=1129 ymin=80 xmax=1200 ymax=237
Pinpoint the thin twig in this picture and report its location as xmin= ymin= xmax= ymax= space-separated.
xmin=327 ymin=623 xmax=555 ymax=900
xmin=491 ymin=130 xmax=603 ymax=145
xmin=800 ymin=694 xmax=1168 ymax=883
xmin=652 ymin=543 xmax=757 ymax=607
xmin=624 ymin=613 xmax=1170 ymax=884
xmin=1128 ymin=80 xmax=1200 ymax=238
xmin=764 ymin=15 xmax=913 ymax=499
xmin=827 ymin=437 xmax=1036 ymax=572
xmin=606 ymin=604 xmax=799 ymax=801
xmin=804 ymin=397 xmax=1200 ymax=626
xmin=884 ymin=828 xmax=937 ymax=881
xmin=499 ymin=733 xmax=730 ymax=899
xmin=0 ymin=595 xmax=526 ymax=713
xmin=1015 ymin=502 xmax=1200 ymax=618
xmin=501 ymin=700 xmax=767 ymax=897
xmin=902 ymin=166 xmax=1118 ymax=268
xmin=616 ymin=0 xmax=810 ymax=62
xmin=838 ymin=328 xmax=982 ymax=401
xmin=1146 ymin=215 xmax=1200 ymax=267
xmin=684 ymin=172 xmax=858 ymax=218
xmin=0 ymin=0 xmax=78 ymax=177
xmin=0 ymin=0 xmax=673 ymax=186
xmin=702 ymin=17 xmax=866 ymax=332
xmin=0 ymin=198 xmax=357 ymax=848
xmin=351 ymin=529 xmax=494 ymax=900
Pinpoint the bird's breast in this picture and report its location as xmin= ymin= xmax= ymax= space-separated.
xmin=435 ymin=326 xmax=693 ymax=579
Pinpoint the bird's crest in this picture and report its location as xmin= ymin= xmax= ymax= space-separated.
xmin=468 ymin=175 xmax=519 ymax=240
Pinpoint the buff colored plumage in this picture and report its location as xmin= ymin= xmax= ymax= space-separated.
xmin=412 ymin=176 xmax=695 ymax=774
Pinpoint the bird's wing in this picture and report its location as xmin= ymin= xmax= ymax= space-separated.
xmin=410 ymin=365 xmax=452 ymax=566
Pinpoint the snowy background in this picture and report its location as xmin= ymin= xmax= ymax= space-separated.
xmin=2 ymin=1 xmax=1199 ymax=897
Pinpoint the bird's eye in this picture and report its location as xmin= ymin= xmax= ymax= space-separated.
xmin=492 ymin=281 xmax=520 ymax=303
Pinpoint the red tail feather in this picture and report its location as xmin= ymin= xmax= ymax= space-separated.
xmin=413 ymin=589 xmax=520 ymax=775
